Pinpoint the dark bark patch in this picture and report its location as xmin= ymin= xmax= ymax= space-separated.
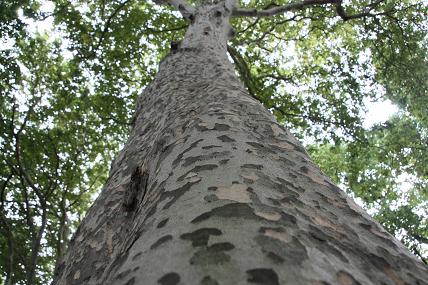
xmin=358 ymin=222 xmax=373 ymax=230
xmin=266 ymin=251 xmax=284 ymax=263
xmin=182 ymin=151 xmax=230 ymax=167
xmin=204 ymin=194 xmax=218 ymax=202
xmin=209 ymin=242 xmax=235 ymax=251
xmin=300 ymin=166 xmax=309 ymax=174
xmin=189 ymin=242 xmax=234 ymax=265
xmin=124 ymin=277 xmax=136 ymax=285
xmin=277 ymin=177 xmax=305 ymax=193
xmin=156 ymin=141 xmax=177 ymax=170
xmin=279 ymin=192 xmax=301 ymax=206
xmin=213 ymin=123 xmax=230 ymax=131
xmin=217 ymin=135 xmax=235 ymax=142
xmin=158 ymin=272 xmax=180 ymax=285
xmin=246 ymin=268 xmax=279 ymax=285
xmin=191 ymin=203 xmax=257 ymax=223
xmin=150 ymin=235 xmax=173 ymax=250
xmin=123 ymin=167 xmax=149 ymax=212
xmin=146 ymin=204 xmax=158 ymax=219
xmin=208 ymin=186 xmax=218 ymax=191
xmin=180 ymin=228 xmax=222 ymax=247
xmin=241 ymin=164 xmax=263 ymax=170
xmin=157 ymin=218 xmax=169 ymax=228
xmin=177 ymin=164 xmax=218 ymax=181
xmin=115 ymin=269 xmax=131 ymax=280
xmin=202 ymin=145 xmax=222 ymax=149
xmin=132 ymin=252 xmax=142 ymax=261
xmin=161 ymin=180 xmax=200 ymax=210
xmin=308 ymin=226 xmax=349 ymax=263
xmin=255 ymin=235 xmax=308 ymax=266
xmin=200 ymin=276 xmax=219 ymax=285
xmin=246 ymin=142 xmax=272 ymax=153
xmin=279 ymin=212 xmax=297 ymax=227
xmin=172 ymin=139 xmax=204 ymax=167
xmin=336 ymin=271 xmax=361 ymax=285
xmin=196 ymin=124 xmax=210 ymax=131
xmin=219 ymin=159 xmax=229 ymax=164
xmin=277 ymin=156 xmax=296 ymax=167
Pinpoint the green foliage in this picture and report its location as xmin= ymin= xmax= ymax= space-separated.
xmin=308 ymin=114 xmax=428 ymax=262
xmin=1 ymin=0 xmax=427 ymax=283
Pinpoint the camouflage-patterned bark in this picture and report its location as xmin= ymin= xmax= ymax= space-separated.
xmin=52 ymin=2 xmax=428 ymax=285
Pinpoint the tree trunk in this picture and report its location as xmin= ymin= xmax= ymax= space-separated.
xmin=52 ymin=2 xmax=427 ymax=285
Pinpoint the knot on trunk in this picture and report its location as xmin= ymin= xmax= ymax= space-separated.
xmin=123 ymin=166 xmax=149 ymax=212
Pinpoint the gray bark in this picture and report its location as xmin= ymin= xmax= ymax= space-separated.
xmin=52 ymin=2 xmax=428 ymax=285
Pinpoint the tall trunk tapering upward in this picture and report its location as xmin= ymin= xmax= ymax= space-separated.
xmin=53 ymin=2 xmax=427 ymax=285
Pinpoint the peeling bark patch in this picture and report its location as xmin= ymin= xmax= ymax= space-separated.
xmin=190 ymin=242 xmax=235 ymax=265
xmin=157 ymin=218 xmax=169 ymax=228
xmin=217 ymin=135 xmax=235 ymax=142
xmin=191 ymin=203 xmax=257 ymax=223
xmin=200 ymin=276 xmax=219 ymax=285
xmin=336 ymin=271 xmax=361 ymax=285
xmin=150 ymin=235 xmax=173 ymax=249
xmin=180 ymin=228 xmax=222 ymax=247
xmin=241 ymin=169 xmax=259 ymax=182
xmin=158 ymin=272 xmax=180 ymax=285
xmin=216 ymin=184 xmax=251 ymax=203
xmin=246 ymin=268 xmax=279 ymax=285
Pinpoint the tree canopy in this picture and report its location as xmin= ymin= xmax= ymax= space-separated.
xmin=1 ymin=0 xmax=427 ymax=284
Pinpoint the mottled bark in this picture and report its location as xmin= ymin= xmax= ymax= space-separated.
xmin=52 ymin=2 xmax=427 ymax=285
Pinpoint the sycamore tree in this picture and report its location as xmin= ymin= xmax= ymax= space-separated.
xmin=0 ymin=0 xmax=427 ymax=284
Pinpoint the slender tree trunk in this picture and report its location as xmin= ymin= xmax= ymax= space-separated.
xmin=28 ymin=204 xmax=47 ymax=285
xmin=0 ymin=210 xmax=14 ymax=285
xmin=52 ymin=2 xmax=427 ymax=285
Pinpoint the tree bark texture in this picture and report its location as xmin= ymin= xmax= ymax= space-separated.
xmin=53 ymin=3 xmax=428 ymax=285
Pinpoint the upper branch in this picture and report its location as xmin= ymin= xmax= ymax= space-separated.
xmin=232 ymin=0 xmax=389 ymax=21
xmin=335 ymin=0 xmax=388 ymax=21
xmin=154 ymin=0 xmax=195 ymax=20
xmin=232 ymin=0 xmax=337 ymax=17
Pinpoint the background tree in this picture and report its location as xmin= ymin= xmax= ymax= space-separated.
xmin=0 ymin=0 xmax=427 ymax=284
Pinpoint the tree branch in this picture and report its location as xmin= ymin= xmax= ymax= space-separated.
xmin=232 ymin=0 xmax=337 ymax=17
xmin=93 ymin=0 xmax=134 ymax=55
xmin=233 ymin=0 xmax=390 ymax=22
